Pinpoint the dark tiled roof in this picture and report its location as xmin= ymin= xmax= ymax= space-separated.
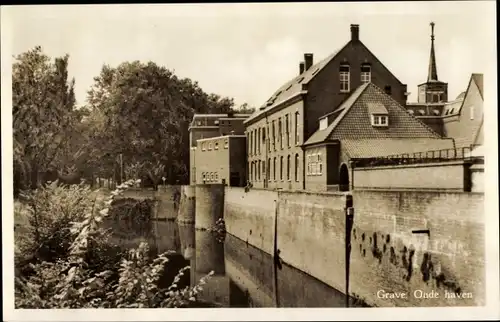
xmin=330 ymin=83 xmax=442 ymax=139
xmin=244 ymin=51 xmax=340 ymax=124
xmin=342 ymin=138 xmax=455 ymax=158
xmin=304 ymin=83 xmax=370 ymax=146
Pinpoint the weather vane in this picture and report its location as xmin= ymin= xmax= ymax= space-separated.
xmin=430 ymin=22 xmax=435 ymax=41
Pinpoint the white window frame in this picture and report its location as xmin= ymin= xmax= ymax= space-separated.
xmin=470 ymin=105 xmax=475 ymax=120
xmin=371 ymin=115 xmax=389 ymax=127
xmin=340 ymin=65 xmax=350 ymax=93
xmin=360 ymin=64 xmax=371 ymax=84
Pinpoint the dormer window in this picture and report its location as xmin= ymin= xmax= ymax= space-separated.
xmin=339 ymin=64 xmax=350 ymax=93
xmin=360 ymin=63 xmax=371 ymax=84
xmin=367 ymin=102 xmax=389 ymax=127
xmin=408 ymin=110 xmax=415 ymax=115
xmin=371 ymin=115 xmax=388 ymax=127
xmin=419 ymin=110 xmax=425 ymax=115
xmin=433 ymin=109 xmax=440 ymax=116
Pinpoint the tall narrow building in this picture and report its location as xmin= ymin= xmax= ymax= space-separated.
xmin=417 ymin=22 xmax=448 ymax=103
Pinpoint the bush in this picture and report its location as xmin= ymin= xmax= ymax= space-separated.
xmin=15 ymin=179 xmax=213 ymax=308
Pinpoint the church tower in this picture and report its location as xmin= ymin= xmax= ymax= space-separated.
xmin=417 ymin=22 xmax=448 ymax=103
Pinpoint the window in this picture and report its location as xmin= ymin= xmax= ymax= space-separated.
xmin=384 ymin=86 xmax=392 ymax=95
xmin=273 ymin=157 xmax=276 ymax=181
xmin=287 ymin=155 xmax=291 ymax=180
xmin=246 ymin=133 xmax=250 ymax=154
xmin=208 ymin=142 xmax=213 ymax=150
xmin=257 ymin=127 xmax=260 ymax=154
xmin=470 ymin=106 xmax=475 ymax=120
xmin=262 ymin=161 xmax=266 ymax=181
xmin=215 ymin=142 xmax=219 ymax=150
xmin=408 ymin=110 xmax=415 ymax=115
xmin=272 ymin=121 xmax=276 ymax=150
xmin=360 ymin=64 xmax=371 ymax=84
xmin=295 ymin=112 xmax=300 ymax=145
xmin=268 ymin=158 xmax=271 ymax=181
xmin=318 ymin=153 xmax=323 ymax=175
xmin=248 ymin=162 xmax=251 ymax=181
xmin=215 ymin=173 xmax=218 ymax=181
xmin=280 ymin=156 xmax=283 ymax=181
xmin=258 ymin=160 xmax=261 ymax=181
xmin=202 ymin=172 xmax=206 ymax=182
xmin=202 ymin=142 xmax=206 ymax=151
xmin=278 ymin=117 xmax=283 ymax=149
xmin=254 ymin=129 xmax=257 ymax=155
xmin=295 ymin=154 xmax=299 ymax=181
xmin=339 ymin=64 xmax=350 ymax=92
xmin=285 ymin=114 xmax=290 ymax=147
xmin=371 ymin=115 xmax=389 ymax=127
xmin=224 ymin=139 xmax=229 ymax=149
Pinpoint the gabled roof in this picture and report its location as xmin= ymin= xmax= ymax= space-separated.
xmin=471 ymin=73 xmax=483 ymax=99
xmin=245 ymin=29 xmax=407 ymax=125
xmin=304 ymin=83 xmax=370 ymax=145
xmin=244 ymin=51 xmax=340 ymax=124
xmin=342 ymin=138 xmax=455 ymax=158
xmin=304 ymin=82 xmax=441 ymax=146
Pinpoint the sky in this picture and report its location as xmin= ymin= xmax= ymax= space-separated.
xmin=3 ymin=2 xmax=497 ymax=108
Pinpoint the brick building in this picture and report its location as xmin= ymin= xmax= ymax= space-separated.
xmin=303 ymin=82 xmax=455 ymax=192
xmin=193 ymin=135 xmax=247 ymax=187
xmin=189 ymin=113 xmax=251 ymax=184
xmin=244 ymin=24 xmax=409 ymax=190
xmin=405 ymin=23 xmax=484 ymax=150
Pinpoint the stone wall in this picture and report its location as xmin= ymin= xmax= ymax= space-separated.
xmin=352 ymin=161 xmax=467 ymax=191
xmin=223 ymin=186 xmax=485 ymax=307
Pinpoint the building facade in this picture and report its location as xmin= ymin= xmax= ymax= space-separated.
xmin=189 ymin=113 xmax=250 ymax=184
xmin=405 ymin=23 xmax=484 ymax=151
xmin=303 ymin=82 xmax=455 ymax=192
xmin=193 ymin=135 xmax=247 ymax=187
xmin=244 ymin=24 xmax=409 ymax=189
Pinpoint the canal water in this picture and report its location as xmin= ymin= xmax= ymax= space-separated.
xmin=107 ymin=198 xmax=369 ymax=308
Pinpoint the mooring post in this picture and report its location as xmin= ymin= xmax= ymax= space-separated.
xmin=345 ymin=194 xmax=354 ymax=308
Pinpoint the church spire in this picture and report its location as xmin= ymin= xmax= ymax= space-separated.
xmin=427 ymin=22 xmax=438 ymax=82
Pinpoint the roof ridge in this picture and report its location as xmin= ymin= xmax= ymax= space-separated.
xmin=368 ymin=82 xmax=443 ymax=138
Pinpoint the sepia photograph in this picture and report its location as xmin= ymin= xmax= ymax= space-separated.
xmin=2 ymin=1 xmax=498 ymax=321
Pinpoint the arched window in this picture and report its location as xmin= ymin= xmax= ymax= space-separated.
xmin=286 ymin=155 xmax=291 ymax=180
xmin=295 ymin=154 xmax=300 ymax=182
xmin=339 ymin=64 xmax=350 ymax=92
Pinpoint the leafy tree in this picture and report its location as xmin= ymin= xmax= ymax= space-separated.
xmin=12 ymin=46 xmax=77 ymax=192
xmin=86 ymin=61 xmax=236 ymax=185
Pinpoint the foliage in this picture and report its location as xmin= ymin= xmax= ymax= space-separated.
xmin=85 ymin=61 xmax=236 ymax=184
xmin=12 ymin=46 xmax=78 ymax=192
xmin=15 ymin=179 xmax=213 ymax=308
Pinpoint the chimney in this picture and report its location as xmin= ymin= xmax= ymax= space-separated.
xmin=299 ymin=62 xmax=305 ymax=75
xmin=304 ymin=53 xmax=313 ymax=71
xmin=350 ymin=24 xmax=359 ymax=41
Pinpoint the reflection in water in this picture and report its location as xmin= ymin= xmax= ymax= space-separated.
xmin=108 ymin=204 xmax=368 ymax=308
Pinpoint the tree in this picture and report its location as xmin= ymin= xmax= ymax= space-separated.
xmin=12 ymin=46 xmax=77 ymax=192
xmin=86 ymin=61 xmax=236 ymax=185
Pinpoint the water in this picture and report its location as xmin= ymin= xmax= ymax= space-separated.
xmin=107 ymin=199 xmax=368 ymax=307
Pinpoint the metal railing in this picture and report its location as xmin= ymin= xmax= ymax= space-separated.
xmin=351 ymin=145 xmax=481 ymax=168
